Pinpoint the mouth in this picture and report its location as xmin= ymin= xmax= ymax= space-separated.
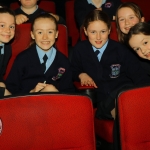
xmin=95 ymin=41 xmax=102 ymax=44
xmin=41 ymin=41 xmax=50 ymax=44
xmin=125 ymin=27 xmax=131 ymax=31
xmin=145 ymin=52 xmax=150 ymax=58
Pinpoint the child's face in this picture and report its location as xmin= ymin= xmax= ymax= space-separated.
xmin=117 ymin=7 xmax=141 ymax=34
xmin=84 ymin=20 xmax=110 ymax=49
xmin=129 ymin=33 xmax=150 ymax=60
xmin=31 ymin=18 xmax=58 ymax=51
xmin=0 ymin=13 xmax=15 ymax=44
xmin=20 ymin=0 xmax=38 ymax=8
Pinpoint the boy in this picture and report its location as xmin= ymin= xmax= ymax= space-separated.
xmin=15 ymin=0 xmax=66 ymax=25
xmin=0 ymin=8 xmax=15 ymax=97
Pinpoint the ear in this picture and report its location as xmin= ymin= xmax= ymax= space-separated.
xmin=108 ymin=28 xmax=111 ymax=35
xmin=83 ymin=27 xmax=87 ymax=36
xmin=141 ymin=17 xmax=145 ymax=22
xmin=30 ymin=31 xmax=35 ymax=39
xmin=55 ymin=31 xmax=59 ymax=38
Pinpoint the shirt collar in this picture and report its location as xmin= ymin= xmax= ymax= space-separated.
xmin=36 ymin=45 xmax=54 ymax=63
xmin=87 ymin=0 xmax=106 ymax=6
xmin=92 ymin=39 xmax=109 ymax=54
xmin=0 ymin=43 xmax=4 ymax=54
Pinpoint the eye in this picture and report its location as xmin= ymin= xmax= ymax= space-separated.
xmin=119 ymin=18 xmax=124 ymax=22
xmin=10 ymin=25 xmax=15 ymax=29
xmin=101 ymin=30 xmax=106 ymax=34
xmin=90 ymin=31 xmax=96 ymax=34
xmin=48 ymin=31 xmax=53 ymax=34
xmin=0 ymin=24 xmax=4 ymax=28
xmin=37 ymin=31 xmax=42 ymax=34
xmin=135 ymin=48 xmax=140 ymax=51
xmin=143 ymin=41 xmax=148 ymax=45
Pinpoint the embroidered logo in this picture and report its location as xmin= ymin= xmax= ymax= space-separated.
xmin=52 ymin=67 xmax=65 ymax=81
xmin=110 ymin=64 xmax=121 ymax=78
xmin=0 ymin=119 xmax=2 ymax=135
xmin=105 ymin=2 xmax=112 ymax=8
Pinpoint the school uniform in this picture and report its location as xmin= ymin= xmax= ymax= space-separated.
xmin=15 ymin=6 xmax=66 ymax=25
xmin=71 ymin=39 xmax=150 ymax=118
xmin=0 ymin=44 xmax=12 ymax=97
xmin=6 ymin=44 xmax=74 ymax=94
xmin=74 ymin=0 xmax=122 ymax=27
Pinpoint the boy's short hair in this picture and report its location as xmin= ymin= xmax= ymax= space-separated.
xmin=0 ymin=7 xmax=15 ymax=18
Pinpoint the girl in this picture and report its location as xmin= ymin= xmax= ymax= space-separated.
xmin=115 ymin=2 xmax=144 ymax=44
xmin=71 ymin=10 xmax=150 ymax=119
xmin=6 ymin=13 xmax=74 ymax=94
xmin=127 ymin=22 xmax=150 ymax=61
xmin=0 ymin=8 xmax=15 ymax=97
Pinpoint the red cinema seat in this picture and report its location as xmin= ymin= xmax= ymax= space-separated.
xmin=118 ymin=85 xmax=150 ymax=150
xmin=3 ymin=23 xmax=32 ymax=80
xmin=65 ymin=0 xmax=80 ymax=46
xmin=0 ymin=93 xmax=96 ymax=150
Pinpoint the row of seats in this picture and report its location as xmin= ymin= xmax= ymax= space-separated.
xmin=1 ymin=84 xmax=150 ymax=149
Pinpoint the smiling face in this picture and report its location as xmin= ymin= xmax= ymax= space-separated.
xmin=31 ymin=18 xmax=58 ymax=51
xmin=0 ymin=13 xmax=15 ymax=44
xmin=84 ymin=20 xmax=110 ymax=49
xmin=129 ymin=33 xmax=150 ymax=60
xmin=117 ymin=7 xmax=143 ymax=34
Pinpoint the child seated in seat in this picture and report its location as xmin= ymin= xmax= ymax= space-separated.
xmin=127 ymin=22 xmax=150 ymax=61
xmin=6 ymin=13 xmax=74 ymax=94
xmin=0 ymin=8 xmax=16 ymax=97
xmin=15 ymin=0 xmax=66 ymax=25
xmin=71 ymin=10 xmax=150 ymax=119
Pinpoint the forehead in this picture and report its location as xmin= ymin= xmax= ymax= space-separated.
xmin=20 ymin=0 xmax=38 ymax=2
xmin=33 ymin=18 xmax=56 ymax=29
xmin=118 ymin=7 xmax=136 ymax=16
xmin=87 ymin=20 xmax=108 ymax=29
xmin=0 ymin=13 xmax=15 ymax=24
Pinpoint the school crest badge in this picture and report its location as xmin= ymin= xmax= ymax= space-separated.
xmin=110 ymin=64 xmax=121 ymax=78
xmin=52 ymin=67 xmax=65 ymax=81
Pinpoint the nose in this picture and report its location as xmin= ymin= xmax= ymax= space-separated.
xmin=42 ymin=33 xmax=48 ymax=40
xmin=125 ymin=19 xmax=129 ymax=25
xmin=141 ymin=47 xmax=147 ymax=54
xmin=96 ymin=33 xmax=101 ymax=40
xmin=5 ymin=27 xmax=11 ymax=33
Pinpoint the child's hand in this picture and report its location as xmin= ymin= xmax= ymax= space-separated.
xmin=79 ymin=73 xmax=98 ymax=88
xmin=40 ymin=84 xmax=59 ymax=92
xmin=0 ymin=82 xmax=6 ymax=88
xmin=15 ymin=14 xmax=29 ymax=25
xmin=30 ymin=83 xmax=47 ymax=93
xmin=50 ymin=13 xmax=59 ymax=21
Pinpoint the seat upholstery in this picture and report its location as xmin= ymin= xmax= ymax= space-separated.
xmin=65 ymin=0 xmax=80 ymax=46
xmin=118 ymin=85 xmax=150 ymax=150
xmin=0 ymin=93 xmax=96 ymax=150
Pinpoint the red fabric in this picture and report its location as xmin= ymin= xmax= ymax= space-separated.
xmin=74 ymin=81 xmax=95 ymax=90
xmin=0 ymin=94 xmax=96 ymax=150
xmin=118 ymin=86 xmax=150 ymax=150
xmin=4 ymin=23 xmax=32 ymax=80
xmin=56 ymin=25 xmax=68 ymax=57
xmin=121 ymin=0 xmax=150 ymax=21
xmin=65 ymin=0 xmax=80 ymax=46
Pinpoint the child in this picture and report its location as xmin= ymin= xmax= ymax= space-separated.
xmin=15 ymin=0 xmax=66 ymax=25
xmin=71 ymin=10 xmax=150 ymax=119
xmin=6 ymin=13 xmax=74 ymax=94
xmin=115 ymin=2 xmax=144 ymax=44
xmin=127 ymin=22 xmax=150 ymax=61
xmin=0 ymin=8 xmax=15 ymax=97
xmin=74 ymin=0 xmax=122 ymax=28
